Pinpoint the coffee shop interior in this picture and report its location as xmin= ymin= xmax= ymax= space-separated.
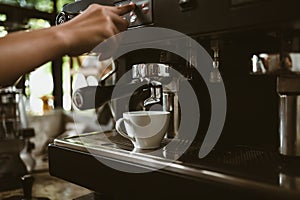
xmin=2 ymin=0 xmax=300 ymax=199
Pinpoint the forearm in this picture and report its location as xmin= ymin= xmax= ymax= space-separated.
xmin=0 ymin=4 xmax=133 ymax=87
xmin=0 ymin=26 xmax=67 ymax=86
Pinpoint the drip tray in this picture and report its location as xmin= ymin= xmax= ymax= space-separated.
xmin=50 ymin=131 xmax=300 ymax=199
xmin=181 ymin=145 xmax=283 ymax=183
xmin=54 ymin=130 xmax=188 ymax=167
xmin=55 ymin=130 xmax=172 ymax=152
xmin=53 ymin=131 xmax=300 ymax=187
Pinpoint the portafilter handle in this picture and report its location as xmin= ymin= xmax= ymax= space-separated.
xmin=73 ymin=83 xmax=150 ymax=110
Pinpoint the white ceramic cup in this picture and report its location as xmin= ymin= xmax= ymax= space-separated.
xmin=116 ymin=111 xmax=170 ymax=149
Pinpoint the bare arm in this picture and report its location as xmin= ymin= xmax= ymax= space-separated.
xmin=0 ymin=3 xmax=134 ymax=86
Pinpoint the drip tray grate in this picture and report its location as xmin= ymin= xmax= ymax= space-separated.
xmin=181 ymin=145 xmax=284 ymax=183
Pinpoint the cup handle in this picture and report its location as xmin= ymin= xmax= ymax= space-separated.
xmin=115 ymin=118 xmax=135 ymax=142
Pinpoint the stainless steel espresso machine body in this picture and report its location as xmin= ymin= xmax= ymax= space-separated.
xmin=251 ymin=54 xmax=300 ymax=157
xmin=49 ymin=0 xmax=300 ymax=199
xmin=0 ymin=86 xmax=36 ymax=191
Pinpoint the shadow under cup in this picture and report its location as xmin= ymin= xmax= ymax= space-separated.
xmin=116 ymin=111 xmax=170 ymax=149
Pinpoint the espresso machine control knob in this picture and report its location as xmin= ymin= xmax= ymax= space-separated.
xmin=179 ymin=0 xmax=195 ymax=11
xmin=55 ymin=12 xmax=66 ymax=25
xmin=130 ymin=13 xmax=138 ymax=23
xmin=55 ymin=11 xmax=78 ymax=25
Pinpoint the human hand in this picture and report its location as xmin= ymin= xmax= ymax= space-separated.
xmin=55 ymin=3 xmax=135 ymax=56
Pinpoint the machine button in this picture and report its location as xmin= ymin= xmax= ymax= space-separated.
xmin=179 ymin=0 xmax=194 ymax=11
xmin=141 ymin=2 xmax=149 ymax=8
xmin=141 ymin=6 xmax=150 ymax=14
xmin=130 ymin=14 xmax=137 ymax=23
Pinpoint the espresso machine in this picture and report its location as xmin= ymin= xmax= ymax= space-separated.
xmin=49 ymin=0 xmax=300 ymax=199
xmin=0 ymin=86 xmax=36 ymax=192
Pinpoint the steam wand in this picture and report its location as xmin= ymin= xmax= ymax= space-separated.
xmin=210 ymin=40 xmax=222 ymax=83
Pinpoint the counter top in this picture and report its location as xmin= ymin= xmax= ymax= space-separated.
xmin=0 ymin=172 xmax=91 ymax=200
xmin=0 ymin=154 xmax=91 ymax=200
